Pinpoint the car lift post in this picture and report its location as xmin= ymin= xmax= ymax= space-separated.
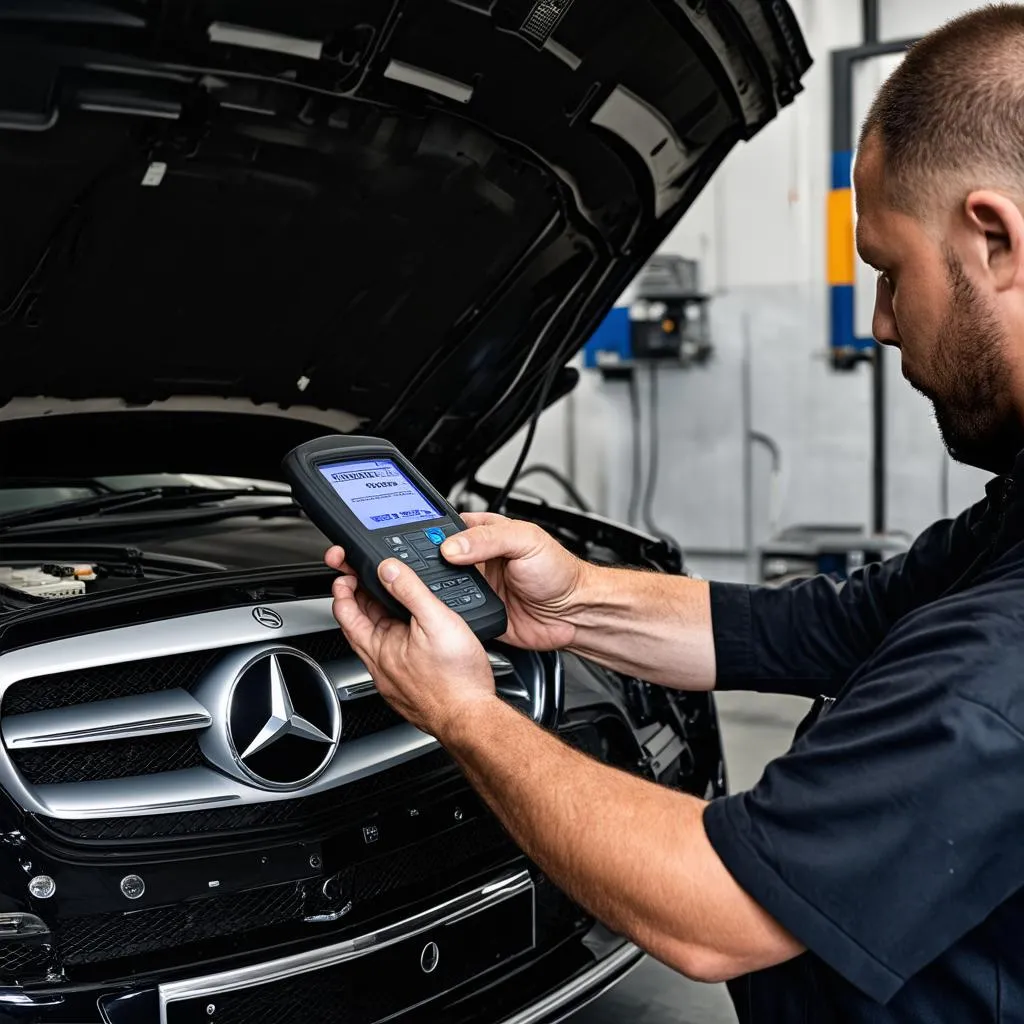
xmin=829 ymin=1 xmax=919 ymax=536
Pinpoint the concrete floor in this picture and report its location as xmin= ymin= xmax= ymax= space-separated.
xmin=570 ymin=691 xmax=810 ymax=1024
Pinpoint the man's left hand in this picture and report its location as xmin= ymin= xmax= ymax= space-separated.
xmin=326 ymin=547 xmax=497 ymax=738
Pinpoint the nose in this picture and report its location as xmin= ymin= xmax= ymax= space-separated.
xmin=872 ymin=277 xmax=900 ymax=348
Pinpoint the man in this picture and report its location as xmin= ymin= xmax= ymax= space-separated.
xmin=326 ymin=7 xmax=1024 ymax=1021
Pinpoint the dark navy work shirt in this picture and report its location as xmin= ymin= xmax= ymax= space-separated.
xmin=703 ymin=463 xmax=1024 ymax=1023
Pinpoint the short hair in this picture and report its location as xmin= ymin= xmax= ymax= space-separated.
xmin=860 ymin=4 xmax=1024 ymax=213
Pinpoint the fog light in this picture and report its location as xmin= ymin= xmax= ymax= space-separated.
xmin=120 ymin=874 xmax=145 ymax=900
xmin=28 ymin=875 xmax=55 ymax=900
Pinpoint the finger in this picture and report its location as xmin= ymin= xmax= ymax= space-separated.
xmin=459 ymin=512 xmax=510 ymax=529
xmin=331 ymin=581 xmax=377 ymax=655
xmin=441 ymin=518 xmax=546 ymax=565
xmin=377 ymin=558 xmax=452 ymax=633
xmin=355 ymin=586 xmax=390 ymax=628
xmin=332 ymin=574 xmax=357 ymax=600
xmin=324 ymin=546 xmax=348 ymax=570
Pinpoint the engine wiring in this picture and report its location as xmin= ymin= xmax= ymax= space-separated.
xmin=516 ymin=464 xmax=591 ymax=513
xmin=639 ymin=362 xmax=684 ymax=553
xmin=627 ymin=371 xmax=643 ymax=528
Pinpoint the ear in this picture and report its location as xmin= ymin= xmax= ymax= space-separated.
xmin=964 ymin=190 xmax=1024 ymax=292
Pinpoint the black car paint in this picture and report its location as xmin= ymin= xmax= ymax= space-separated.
xmin=0 ymin=0 xmax=810 ymax=488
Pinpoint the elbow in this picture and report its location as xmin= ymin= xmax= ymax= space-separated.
xmin=664 ymin=945 xmax=748 ymax=985
xmin=665 ymin=937 xmax=803 ymax=985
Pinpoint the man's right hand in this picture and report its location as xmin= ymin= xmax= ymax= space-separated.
xmin=440 ymin=512 xmax=588 ymax=651
xmin=444 ymin=511 xmax=716 ymax=692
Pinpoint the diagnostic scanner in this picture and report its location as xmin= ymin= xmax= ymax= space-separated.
xmin=283 ymin=435 xmax=508 ymax=642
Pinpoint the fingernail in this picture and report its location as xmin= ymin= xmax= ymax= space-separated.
xmin=379 ymin=560 xmax=401 ymax=583
xmin=442 ymin=537 xmax=467 ymax=557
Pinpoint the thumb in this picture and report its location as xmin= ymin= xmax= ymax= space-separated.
xmin=440 ymin=519 xmax=546 ymax=566
xmin=378 ymin=559 xmax=450 ymax=632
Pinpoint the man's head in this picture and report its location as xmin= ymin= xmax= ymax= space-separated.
xmin=855 ymin=4 xmax=1024 ymax=474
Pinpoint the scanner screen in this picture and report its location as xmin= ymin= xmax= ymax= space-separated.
xmin=319 ymin=458 xmax=442 ymax=531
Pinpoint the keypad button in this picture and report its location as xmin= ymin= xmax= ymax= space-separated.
xmin=424 ymin=527 xmax=446 ymax=545
xmin=460 ymin=596 xmax=473 ymax=605
xmin=442 ymin=579 xmax=460 ymax=589
xmin=429 ymin=583 xmax=443 ymax=592
xmin=456 ymin=576 xmax=470 ymax=585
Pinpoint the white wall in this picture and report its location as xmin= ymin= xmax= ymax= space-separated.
xmin=879 ymin=0 xmax=975 ymax=40
xmin=482 ymin=0 xmax=994 ymax=580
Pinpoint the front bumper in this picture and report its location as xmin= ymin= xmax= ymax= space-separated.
xmin=0 ymin=872 xmax=642 ymax=1024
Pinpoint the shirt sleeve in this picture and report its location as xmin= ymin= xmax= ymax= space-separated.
xmin=703 ymin=586 xmax=1024 ymax=1004
xmin=710 ymin=499 xmax=988 ymax=698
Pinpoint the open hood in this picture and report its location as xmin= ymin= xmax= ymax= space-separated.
xmin=0 ymin=0 xmax=810 ymax=489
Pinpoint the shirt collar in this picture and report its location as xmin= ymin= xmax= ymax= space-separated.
xmin=984 ymin=449 xmax=1024 ymax=500
xmin=975 ymin=450 xmax=1024 ymax=537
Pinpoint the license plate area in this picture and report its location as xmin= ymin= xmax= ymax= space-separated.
xmin=162 ymin=875 xmax=535 ymax=1024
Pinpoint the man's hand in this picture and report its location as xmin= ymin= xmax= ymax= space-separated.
xmin=326 ymin=551 xmax=496 ymax=739
xmin=438 ymin=513 xmax=718 ymax=691
xmin=438 ymin=512 xmax=588 ymax=651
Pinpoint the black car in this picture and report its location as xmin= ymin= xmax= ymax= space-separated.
xmin=0 ymin=3 xmax=809 ymax=1022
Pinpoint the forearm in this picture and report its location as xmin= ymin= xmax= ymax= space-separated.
xmin=443 ymin=697 xmax=800 ymax=981
xmin=566 ymin=564 xmax=717 ymax=691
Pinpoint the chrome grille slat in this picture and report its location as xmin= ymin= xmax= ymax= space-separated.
xmin=0 ymin=598 xmax=551 ymax=820
xmin=2 ymin=689 xmax=210 ymax=749
xmin=31 ymin=725 xmax=439 ymax=818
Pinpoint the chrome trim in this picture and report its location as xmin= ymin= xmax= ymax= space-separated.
xmin=338 ymin=679 xmax=376 ymax=700
xmin=194 ymin=646 xmax=341 ymax=792
xmin=0 ymin=991 xmax=64 ymax=1009
xmin=158 ymin=870 xmax=533 ymax=1022
xmin=33 ymin=722 xmax=438 ymax=818
xmin=488 ymin=652 xmax=515 ymax=676
xmin=328 ymin=649 xmax=516 ymax=697
xmin=0 ymin=600 xmax=339 ymax=690
xmin=2 ymin=690 xmax=210 ymax=750
xmin=0 ymin=913 xmax=49 ymax=939
xmin=0 ymin=600 xmax=554 ymax=819
xmin=497 ymin=943 xmax=644 ymax=1024
xmin=322 ymin=657 xmax=376 ymax=699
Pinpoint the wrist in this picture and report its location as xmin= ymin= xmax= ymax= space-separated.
xmin=562 ymin=560 xmax=615 ymax=636
xmin=434 ymin=691 xmax=506 ymax=750
xmin=561 ymin=557 xmax=602 ymax=627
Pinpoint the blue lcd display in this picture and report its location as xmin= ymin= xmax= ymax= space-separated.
xmin=319 ymin=458 xmax=442 ymax=531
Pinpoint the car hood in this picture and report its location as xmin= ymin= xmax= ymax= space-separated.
xmin=0 ymin=0 xmax=809 ymax=490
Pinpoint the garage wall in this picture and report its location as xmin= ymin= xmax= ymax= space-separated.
xmin=481 ymin=0 xmax=993 ymax=582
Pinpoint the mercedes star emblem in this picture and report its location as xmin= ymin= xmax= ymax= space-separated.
xmin=252 ymin=606 xmax=284 ymax=629
xmin=226 ymin=649 xmax=341 ymax=790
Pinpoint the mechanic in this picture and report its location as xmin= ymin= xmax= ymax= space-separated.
xmin=326 ymin=8 xmax=1024 ymax=1022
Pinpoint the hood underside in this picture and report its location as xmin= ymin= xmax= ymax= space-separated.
xmin=0 ymin=0 xmax=810 ymax=488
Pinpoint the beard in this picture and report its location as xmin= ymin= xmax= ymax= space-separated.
xmin=908 ymin=251 xmax=1024 ymax=475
